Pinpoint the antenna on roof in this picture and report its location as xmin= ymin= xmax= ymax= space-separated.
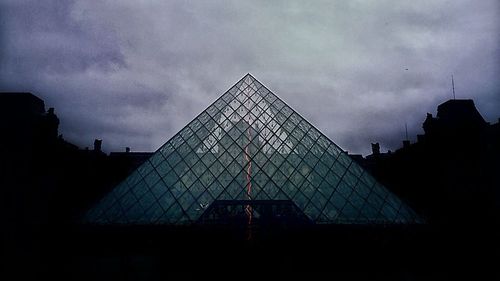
xmin=451 ymin=75 xmax=456 ymax=100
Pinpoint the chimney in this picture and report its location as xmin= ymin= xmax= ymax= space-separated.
xmin=417 ymin=134 xmax=425 ymax=143
xmin=126 ymin=147 xmax=130 ymax=153
xmin=94 ymin=139 xmax=102 ymax=152
xmin=371 ymin=143 xmax=380 ymax=155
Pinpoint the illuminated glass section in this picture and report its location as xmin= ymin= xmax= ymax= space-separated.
xmin=85 ymin=74 xmax=421 ymax=225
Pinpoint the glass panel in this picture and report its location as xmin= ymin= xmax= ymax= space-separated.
xmin=209 ymin=160 xmax=224 ymax=178
xmin=325 ymin=170 xmax=341 ymax=188
xmin=159 ymin=143 xmax=175 ymax=158
xmin=366 ymin=191 xmax=384 ymax=210
xmin=354 ymin=181 xmax=371 ymax=199
xmin=114 ymin=181 xmax=131 ymax=199
xmin=216 ymin=170 xmax=232 ymax=188
xmin=166 ymin=150 xmax=182 ymax=167
xmin=188 ymin=180 xmax=205 ymax=199
xmin=297 ymin=161 xmax=313 ymax=177
xmin=178 ymin=191 xmax=196 ymax=211
xmin=310 ymin=191 xmax=328 ymax=210
xmin=319 ymin=151 xmax=335 ymax=168
xmin=214 ymin=99 xmax=227 ymax=110
xmin=271 ymin=169 xmax=287 ymax=187
xmin=289 ymin=170 xmax=306 ymax=189
xmin=206 ymin=104 xmax=219 ymax=117
xmin=308 ymin=127 xmax=321 ymax=141
xmin=179 ymin=126 xmax=194 ymax=141
xmin=304 ymin=203 xmax=320 ymax=220
xmin=137 ymin=161 xmax=153 ymax=177
xmin=347 ymin=190 xmax=365 ymax=208
xmin=143 ymin=202 xmax=164 ymax=223
xmin=124 ymin=203 xmax=144 ymax=223
xmin=170 ymin=180 xmax=187 ymax=198
xmin=199 ymin=169 xmax=216 ymax=187
xmin=301 ymin=181 xmax=316 ymax=199
xmin=162 ymin=169 xmax=178 ymax=187
xmin=255 ymin=189 xmax=270 ymax=200
xmin=380 ymin=204 xmax=398 ymax=220
xmin=120 ymin=191 xmax=138 ymax=211
xmin=335 ymin=181 xmax=353 ymax=199
xmin=349 ymin=162 xmax=364 ymax=178
xmin=282 ymin=179 xmax=298 ymax=198
xmin=226 ymin=180 xmax=243 ymax=198
xmin=385 ymin=193 xmax=401 ymax=210
xmin=329 ymin=193 xmax=347 ymax=210
xmin=293 ymin=191 xmax=309 ymax=209
xmin=331 ymin=161 xmax=347 ymax=178
xmin=149 ymin=153 xmax=165 ymax=168
xmin=291 ymin=126 xmax=306 ymax=142
xmin=317 ymin=180 xmax=334 ymax=199
xmin=170 ymin=134 xmax=184 ymax=149
xmin=279 ymin=160 xmax=294 ymax=178
xmin=262 ymin=181 xmax=279 ymax=199
xmin=207 ymin=181 xmax=224 ymax=198
xmin=181 ymin=170 xmax=196 ymax=188
xmin=151 ymin=180 xmax=168 ymax=199
xmin=343 ymin=171 xmax=358 ymax=188
xmin=198 ymin=111 xmax=211 ymax=125
xmin=191 ymin=160 xmax=207 ymax=178
xmin=138 ymin=191 xmax=156 ymax=211
xmin=306 ymin=170 xmax=323 ymax=188
xmin=162 ymin=202 xmax=185 ymax=224
xmin=314 ymin=161 xmax=329 ymax=178
xmin=188 ymin=118 xmax=203 ymax=133
xmin=156 ymin=161 xmax=172 ymax=175
xmin=359 ymin=172 xmax=376 ymax=188
xmin=131 ymin=180 xmax=148 ymax=199
xmin=324 ymin=203 xmax=340 ymax=220
xmin=340 ymin=202 xmax=358 ymax=219
xmin=200 ymin=152 xmax=217 ymax=167
xmin=144 ymin=171 xmax=161 ymax=187
xmin=360 ymin=202 xmax=379 ymax=220
xmin=337 ymin=153 xmax=352 ymax=167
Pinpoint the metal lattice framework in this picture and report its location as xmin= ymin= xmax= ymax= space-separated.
xmin=85 ymin=74 xmax=421 ymax=225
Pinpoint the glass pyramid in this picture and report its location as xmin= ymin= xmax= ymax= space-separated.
xmin=85 ymin=74 xmax=421 ymax=225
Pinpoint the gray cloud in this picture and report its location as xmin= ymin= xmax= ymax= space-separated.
xmin=1 ymin=0 xmax=499 ymax=155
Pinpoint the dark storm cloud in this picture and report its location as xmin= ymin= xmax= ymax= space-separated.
xmin=1 ymin=0 xmax=499 ymax=155
xmin=0 ymin=0 xmax=126 ymax=74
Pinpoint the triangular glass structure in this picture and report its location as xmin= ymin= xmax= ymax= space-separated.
xmin=85 ymin=74 xmax=421 ymax=225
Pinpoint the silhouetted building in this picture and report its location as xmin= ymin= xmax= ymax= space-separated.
xmin=361 ymin=99 xmax=500 ymax=226
xmin=0 ymin=92 xmax=60 ymax=150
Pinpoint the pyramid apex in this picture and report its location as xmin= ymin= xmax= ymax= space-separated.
xmin=243 ymin=73 xmax=257 ymax=79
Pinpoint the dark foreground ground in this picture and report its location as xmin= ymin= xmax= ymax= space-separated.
xmin=3 ymin=222 xmax=498 ymax=281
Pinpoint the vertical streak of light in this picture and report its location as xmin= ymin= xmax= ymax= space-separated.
xmin=243 ymin=84 xmax=255 ymax=240
xmin=244 ymin=125 xmax=253 ymax=240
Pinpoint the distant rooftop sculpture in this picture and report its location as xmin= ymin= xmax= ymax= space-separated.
xmin=85 ymin=74 xmax=421 ymax=225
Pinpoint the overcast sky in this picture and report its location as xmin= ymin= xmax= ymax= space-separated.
xmin=1 ymin=0 xmax=499 ymax=155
